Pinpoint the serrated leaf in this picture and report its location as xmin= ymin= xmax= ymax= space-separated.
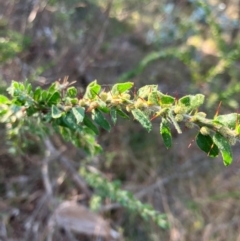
xmin=110 ymin=108 xmax=117 ymax=124
xmin=72 ymin=107 xmax=85 ymax=124
xmin=131 ymin=109 xmax=152 ymax=132
xmin=84 ymin=80 xmax=101 ymax=99
xmin=137 ymin=85 xmax=158 ymax=99
xmin=214 ymin=113 xmax=240 ymax=129
xmin=160 ymin=119 xmax=172 ymax=149
xmin=111 ymin=82 xmax=133 ymax=95
xmin=196 ymin=133 xmax=219 ymax=157
xmin=47 ymin=91 xmax=61 ymax=105
xmin=0 ymin=95 xmax=10 ymax=104
xmin=67 ymin=86 xmax=77 ymax=98
xmin=213 ymin=132 xmax=232 ymax=166
xmin=83 ymin=115 xmax=99 ymax=135
xmin=116 ymin=109 xmax=129 ymax=119
xmin=51 ymin=105 xmax=63 ymax=119
xmin=92 ymin=110 xmax=111 ymax=131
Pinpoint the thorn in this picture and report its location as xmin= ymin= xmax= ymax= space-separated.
xmin=188 ymin=139 xmax=195 ymax=148
xmin=174 ymin=91 xmax=179 ymax=104
xmin=214 ymin=101 xmax=222 ymax=118
xmin=150 ymin=114 xmax=159 ymax=121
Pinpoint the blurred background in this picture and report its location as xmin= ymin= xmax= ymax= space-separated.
xmin=1 ymin=0 xmax=240 ymax=240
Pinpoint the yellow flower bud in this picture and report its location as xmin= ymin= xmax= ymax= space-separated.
xmin=200 ymin=126 xmax=210 ymax=136
xmin=100 ymin=92 xmax=108 ymax=102
xmin=174 ymin=105 xmax=187 ymax=114
xmin=185 ymin=121 xmax=194 ymax=129
xmin=175 ymin=114 xmax=184 ymax=122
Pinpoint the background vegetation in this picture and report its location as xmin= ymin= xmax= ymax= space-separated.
xmin=1 ymin=0 xmax=240 ymax=240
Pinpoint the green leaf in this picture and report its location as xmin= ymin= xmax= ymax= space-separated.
xmin=131 ymin=109 xmax=152 ymax=132
xmin=83 ymin=115 xmax=99 ymax=135
xmin=33 ymin=87 xmax=42 ymax=101
xmin=61 ymin=111 xmax=78 ymax=130
xmin=148 ymin=91 xmax=159 ymax=105
xmin=160 ymin=119 xmax=172 ymax=149
xmin=48 ymin=82 xmax=57 ymax=93
xmin=97 ymin=99 xmax=109 ymax=113
xmin=196 ymin=133 xmax=219 ymax=157
xmin=51 ymin=105 xmax=63 ymax=119
xmin=84 ymin=80 xmax=101 ymax=99
xmin=179 ymin=94 xmax=204 ymax=110
xmin=0 ymin=95 xmax=10 ymax=104
xmin=137 ymin=85 xmax=158 ymax=99
xmin=110 ymin=108 xmax=117 ymax=124
xmin=213 ymin=132 xmax=232 ymax=166
xmin=191 ymin=94 xmax=205 ymax=108
xmin=158 ymin=93 xmax=175 ymax=107
xmin=67 ymin=86 xmax=77 ymax=98
xmin=41 ymin=90 xmax=48 ymax=102
xmin=72 ymin=107 xmax=85 ymax=124
xmin=178 ymin=96 xmax=191 ymax=107
xmin=111 ymin=82 xmax=133 ymax=95
xmin=26 ymin=82 xmax=32 ymax=94
xmin=214 ymin=113 xmax=240 ymax=129
xmin=116 ymin=109 xmax=130 ymax=119
xmin=47 ymin=91 xmax=61 ymax=105
xmin=26 ymin=106 xmax=38 ymax=116
xmin=92 ymin=110 xmax=111 ymax=131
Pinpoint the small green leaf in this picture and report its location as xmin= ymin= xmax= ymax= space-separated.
xmin=179 ymin=94 xmax=204 ymax=110
xmin=61 ymin=111 xmax=78 ymax=130
xmin=196 ymin=133 xmax=219 ymax=157
xmin=84 ymin=80 xmax=101 ymax=99
xmin=41 ymin=90 xmax=48 ymax=102
xmin=110 ymin=108 xmax=117 ymax=124
xmin=48 ymin=82 xmax=57 ymax=93
xmin=0 ymin=95 xmax=10 ymax=104
xmin=51 ymin=105 xmax=63 ymax=119
xmin=26 ymin=106 xmax=38 ymax=116
xmin=178 ymin=95 xmax=191 ymax=107
xmin=47 ymin=91 xmax=61 ymax=105
xmin=72 ymin=107 xmax=85 ymax=124
xmin=116 ymin=109 xmax=129 ymax=119
xmin=213 ymin=132 xmax=232 ymax=166
xmin=92 ymin=110 xmax=111 ymax=131
xmin=158 ymin=93 xmax=175 ymax=107
xmin=111 ymin=82 xmax=133 ymax=95
xmin=83 ymin=115 xmax=99 ymax=135
xmin=148 ymin=91 xmax=159 ymax=105
xmin=214 ymin=113 xmax=240 ymax=129
xmin=137 ymin=85 xmax=158 ymax=99
xmin=131 ymin=109 xmax=152 ymax=132
xmin=67 ymin=86 xmax=77 ymax=98
xmin=33 ymin=87 xmax=42 ymax=101
xmin=97 ymin=99 xmax=109 ymax=113
xmin=160 ymin=119 xmax=172 ymax=149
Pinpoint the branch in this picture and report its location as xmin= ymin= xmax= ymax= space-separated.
xmin=1 ymin=79 xmax=240 ymax=166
